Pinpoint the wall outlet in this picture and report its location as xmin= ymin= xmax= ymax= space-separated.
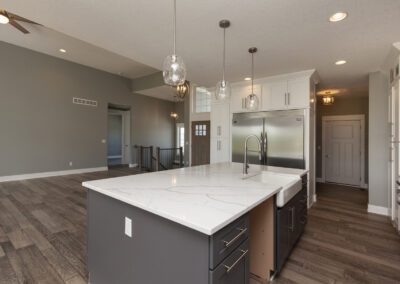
xmin=125 ymin=217 xmax=132 ymax=237
xmin=69 ymin=161 xmax=73 ymax=167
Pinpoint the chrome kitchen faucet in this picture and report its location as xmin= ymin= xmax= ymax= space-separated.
xmin=243 ymin=135 xmax=262 ymax=175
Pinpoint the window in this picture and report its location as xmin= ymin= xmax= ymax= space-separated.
xmin=176 ymin=123 xmax=185 ymax=153
xmin=195 ymin=87 xmax=211 ymax=113
xmin=195 ymin=124 xmax=207 ymax=136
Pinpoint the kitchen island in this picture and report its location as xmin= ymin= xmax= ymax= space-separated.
xmin=83 ymin=162 xmax=307 ymax=284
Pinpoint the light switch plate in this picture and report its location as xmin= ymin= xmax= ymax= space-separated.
xmin=125 ymin=217 xmax=132 ymax=237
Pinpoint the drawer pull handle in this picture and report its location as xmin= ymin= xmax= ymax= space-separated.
xmin=224 ymin=249 xmax=248 ymax=273
xmin=223 ymin=228 xmax=247 ymax=248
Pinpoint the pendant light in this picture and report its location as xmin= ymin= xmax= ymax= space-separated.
xmin=163 ymin=0 xmax=186 ymax=86
xmin=215 ymin=20 xmax=231 ymax=100
xmin=245 ymin=47 xmax=259 ymax=111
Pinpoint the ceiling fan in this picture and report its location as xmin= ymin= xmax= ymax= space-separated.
xmin=0 ymin=10 xmax=39 ymax=34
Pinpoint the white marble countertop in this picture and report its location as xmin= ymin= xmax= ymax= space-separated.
xmin=82 ymin=162 xmax=308 ymax=235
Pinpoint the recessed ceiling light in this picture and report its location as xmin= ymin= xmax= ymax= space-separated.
xmin=59 ymin=48 xmax=67 ymax=53
xmin=329 ymin=12 xmax=347 ymax=22
xmin=244 ymin=77 xmax=252 ymax=81
xmin=0 ymin=14 xmax=9 ymax=24
xmin=335 ymin=60 xmax=346 ymax=65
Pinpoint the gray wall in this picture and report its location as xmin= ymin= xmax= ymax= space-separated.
xmin=0 ymin=41 xmax=175 ymax=176
xmin=316 ymin=96 xmax=369 ymax=182
xmin=368 ymin=71 xmax=389 ymax=208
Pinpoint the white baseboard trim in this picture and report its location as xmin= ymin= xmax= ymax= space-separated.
xmin=316 ymin=177 xmax=324 ymax=183
xmin=313 ymin=194 xmax=317 ymax=203
xmin=129 ymin=163 xmax=138 ymax=168
xmin=367 ymin=204 xmax=390 ymax=216
xmin=0 ymin=167 xmax=108 ymax=183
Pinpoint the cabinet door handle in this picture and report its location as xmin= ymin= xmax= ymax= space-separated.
xmin=288 ymin=207 xmax=295 ymax=232
xmin=288 ymin=92 xmax=290 ymax=105
xmin=223 ymin=227 xmax=247 ymax=248
xmin=224 ymin=249 xmax=248 ymax=273
xmin=217 ymin=126 xmax=221 ymax=136
xmin=217 ymin=141 xmax=221 ymax=151
xmin=284 ymin=93 xmax=287 ymax=105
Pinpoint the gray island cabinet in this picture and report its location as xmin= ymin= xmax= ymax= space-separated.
xmin=83 ymin=163 xmax=291 ymax=284
xmin=87 ymin=189 xmax=250 ymax=284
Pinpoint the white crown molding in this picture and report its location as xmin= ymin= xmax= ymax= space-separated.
xmin=0 ymin=167 xmax=108 ymax=183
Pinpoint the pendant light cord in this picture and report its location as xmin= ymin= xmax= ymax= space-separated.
xmin=173 ymin=0 xmax=176 ymax=55
xmin=251 ymin=52 xmax=254 ymax=94
xmin=222 ymin=27 xmax=226 ymax=82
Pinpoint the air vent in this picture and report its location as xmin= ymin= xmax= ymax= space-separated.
xmin=73 ymin=97 xmax=98 ymax=107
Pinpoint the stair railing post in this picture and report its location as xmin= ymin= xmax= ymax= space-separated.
xmin=150 ymin=146 xmax=154 ymax=171
xmin=139 ymin=146 xmax=143 ymax=171
xmin=179 ymin=147 xmax=183 ymax=167
xmin=156 ymin=147 xmax=160 ymax=171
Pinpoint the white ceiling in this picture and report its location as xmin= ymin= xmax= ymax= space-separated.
xmin=0 ymin=22 xmax=157 ymax=79
xmin=2 ymin=0 xmax=400 ymax=98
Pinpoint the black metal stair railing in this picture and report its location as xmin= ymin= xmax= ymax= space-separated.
xmin=134 ymin=145 xmax=184 ymax=172
xmin=155 ymin=147 xmax=183 ymax=171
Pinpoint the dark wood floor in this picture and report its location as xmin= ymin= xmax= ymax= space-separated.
xmin=0 ymin=167 xmax=140 ymax=284
xmin=271 ymin=183 xmax=400 ymax=284
xmin=0 ymin=170 xmax=399 ymax=284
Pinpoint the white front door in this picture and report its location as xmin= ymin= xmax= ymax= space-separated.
xmin=325 ymin=120 xmax=361 ymax=186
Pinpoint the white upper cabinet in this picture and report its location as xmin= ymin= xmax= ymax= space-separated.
xmin=262 ymin=77 xmax=310 ymax=111
xmin=262 ymin=81 xmax=287 ymax=110
xmin=231 ymin=84 xmax=262 ymax=113
xmin=286 ymin=78 xmax=309 ymax=109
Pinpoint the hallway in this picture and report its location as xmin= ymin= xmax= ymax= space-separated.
xmin=273 ymin=183 xmax=400 ymax=283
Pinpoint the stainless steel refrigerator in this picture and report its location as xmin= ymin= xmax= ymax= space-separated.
xmin=232 ymin=110 xmax=305 ymax=169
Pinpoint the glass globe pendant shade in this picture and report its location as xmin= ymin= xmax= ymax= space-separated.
xmin=246 ymin=94 xmax=259 ymax=111
xmin=163 ymin=54 xmax=186 ymax=86
xmin=215 ymin=80 xmax=231 ymax=100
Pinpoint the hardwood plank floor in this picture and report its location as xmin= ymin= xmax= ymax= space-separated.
xmin=0 ymin=167 xmax=140 ymax=284
xmin=270 ymin=183 xmax=400 ymax=284
xmin=0 ymin=170 xmax=399 ymax=284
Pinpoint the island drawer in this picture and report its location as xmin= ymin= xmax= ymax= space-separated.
xmin=209 ymin=214 xmax=249 ymax=269
xmin=209 ymin=239 xmax=249 ymax=284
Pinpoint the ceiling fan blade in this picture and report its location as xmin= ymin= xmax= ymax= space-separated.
xmin=8 ymin=13 xmax=38 ymax=25
xmin=9 ymin=19 xmax=29 ymax=34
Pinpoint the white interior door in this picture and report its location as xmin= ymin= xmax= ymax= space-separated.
xmin=325 ymin=120 xmax=361 ymax=186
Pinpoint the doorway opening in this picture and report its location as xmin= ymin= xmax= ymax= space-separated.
xmin=321 ymin=115 xmax=366 ymax=188
xmin=107 ymin=104 xmax=131 ymax=167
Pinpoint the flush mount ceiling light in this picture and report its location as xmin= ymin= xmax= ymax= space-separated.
xmin=244 ymin=77 xmax=252 ymax=81
xmin=322 ymin=96 xmax=335 ymax=105
xmin=59 ymin=48 xmax=66 ymax=53
xmin=215 ymin=19 xmax=231 ymax=101
xmin=329 ymin=12 xmax=347 ymax=22
xmin=335 ymin=60 xmax=347 ymax=65
xmin=163 ymin=0 xmax=186 ymax=86
xmin=175 ymin=80 xmax=189 ymax=101
xmin=170 ymin=112 xmax=179 ymax=119
xmin=245 ymin=47 xmax=259 ymax=111
xmin=0 ymin=13 xmax=9 ymax=24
